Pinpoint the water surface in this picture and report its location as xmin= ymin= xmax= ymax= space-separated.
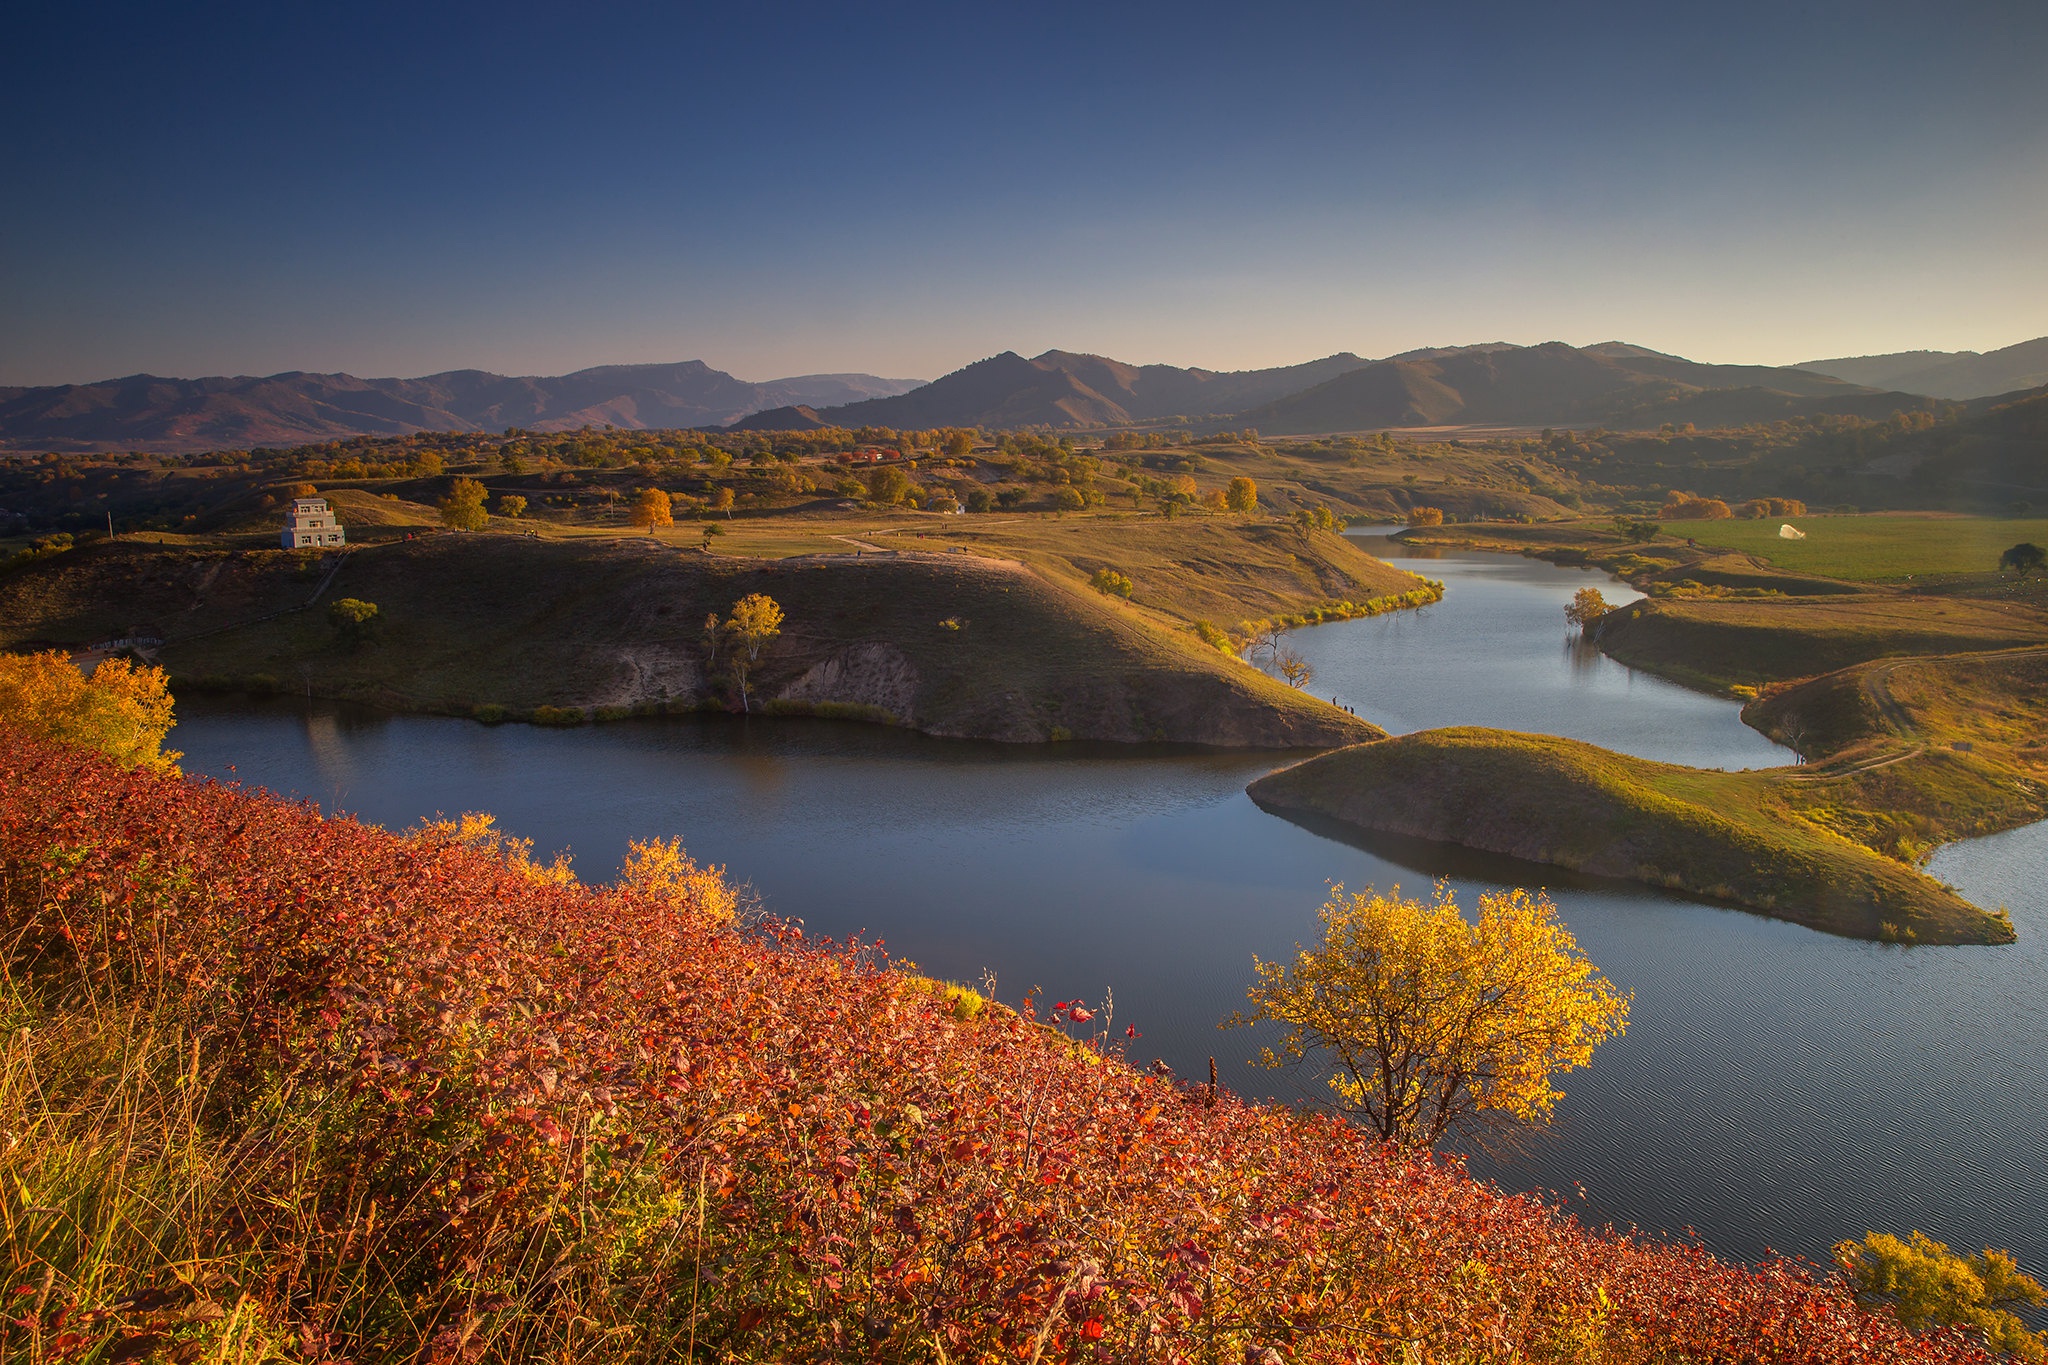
xmin=170 ymin=532 xmax=2047 ymax=1279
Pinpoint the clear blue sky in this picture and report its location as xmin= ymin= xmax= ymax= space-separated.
xmin=4 ymin=0 xmax=2044 ymax=385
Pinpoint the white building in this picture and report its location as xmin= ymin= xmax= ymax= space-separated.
xmin=281 ymin=496 xmax=346 ymax=549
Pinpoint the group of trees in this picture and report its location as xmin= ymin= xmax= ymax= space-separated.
xmin=1660 ymin=491 xmax=1734 ymax=520
xmin=0 ymin=650 xmax=179 ymax=772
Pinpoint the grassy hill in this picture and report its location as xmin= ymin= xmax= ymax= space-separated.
xmin=1248 ymin=728 xmax=2015 ymax=944
xmin=1596 ymin=592 xmax=2048 ymax=692
xmin=0 ymin=534 xmax=1382 ymax=747
xmin=0 ymin=734 xmax=1996 ymax=1363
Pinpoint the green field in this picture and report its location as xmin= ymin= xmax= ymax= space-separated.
xmin=1661 ymin=514 xmax=2048 ymax=581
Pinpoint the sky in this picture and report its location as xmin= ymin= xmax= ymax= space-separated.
xmin=4 ymin=0 xmax=2046 ymax=386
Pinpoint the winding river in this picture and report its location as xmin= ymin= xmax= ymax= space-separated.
xmin=170 ymin=529 xmax=2048 ymax=1279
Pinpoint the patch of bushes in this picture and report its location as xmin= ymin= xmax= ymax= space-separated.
xmin=0 ymin=735 xmax=1997 ymax=1364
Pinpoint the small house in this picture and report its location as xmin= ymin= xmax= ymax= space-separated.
xmin=282 ymin=497 xmax=346 ymax=549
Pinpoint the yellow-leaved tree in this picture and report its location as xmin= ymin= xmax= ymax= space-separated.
xmin=1565 ymin=586 xmax=1609 ymax=633
xmin=631 ymin=487 xmax=673 ymax=531
xmin=619 ymin=835 xmax=740 ymax=925
xmin=1835 ymin=1231 xmax=2047 ymax=1361
xmin=1235 ymin=884 xmax=1628 ymax=1149
xmin=723 ymin=593 xmax=784 ymax=713
xmin=0 ymin=650 xmax=181 ymax=772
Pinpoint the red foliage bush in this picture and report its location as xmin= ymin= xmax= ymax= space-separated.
xmin=0 ymin=732 xmax=1996 ymax=1363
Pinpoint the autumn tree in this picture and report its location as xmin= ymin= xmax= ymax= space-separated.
xmin=1225 ymin=476 xmax=1258 ymax=514
xmin=0 ymin=650 xmax=180 ymax=772
xmin=943 ymin=429 xmax=976 ymax=459
xmin=1564 ymin=587 xmax=1609 ymax=633
xmin=1277 ymin=651 xmax=1313 ymax=690
xmin=631 ymin=487 xmax=673 ymax=532
xmin=866 ymin=466 xmax=912 ymax=506
xmin=328 ymin=597 xmax=380 ymax=650
xmin=1090 ymin=567 xmax=1134 ymax=597
xmin=1835 ymin=1231 xmax=2047 ymax=1361
xmin=700 ymin=612 xmax=722 ymax=669
xmin=438 ymin=477 xmax=489 ymax=531
xmin=1235 ymin=884 xmax=1628 ymax=1149
xmin=724 ymin=593 xmax=784 ymax=713
xmin=1407 ymin=506 xmax=1445 ymax=527
xmin=1050 ymin=486 xmax=1086 ymax=512
xmin=496 ymin=494 xmax=528 ymax=519
xmin=709 ymin=486 xmax=736 ymax=519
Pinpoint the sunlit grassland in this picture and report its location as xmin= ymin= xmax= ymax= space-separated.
xmin=1661 ymin=513 xmax=2048 ymax=581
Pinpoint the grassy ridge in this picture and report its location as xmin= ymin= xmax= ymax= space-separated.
xmin=0 ymin=535 xmax=1380 ymax=747
xmin=1248 ymin=728 xmax=2014 ymax=944
xmin=1595 ymin=593 xmax=2047 ymax=692
xmin=864 ymin=515 xmax=1429 ymax=634
xmin=0 ymin=734 xmax=1993 ymax=1363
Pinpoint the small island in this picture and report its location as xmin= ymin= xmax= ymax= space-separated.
xmin=1248 ymin=727 xmax=2016 ymax=945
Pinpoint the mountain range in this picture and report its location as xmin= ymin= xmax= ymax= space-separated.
xmin=8 ymin=336 xmax=2045 ymax=453
xmin=0 ymin=364 xmax=923 ymax=453
xmin=1797 ymin=337 xmax=2048 ymax=401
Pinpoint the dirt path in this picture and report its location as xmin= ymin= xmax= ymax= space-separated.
xmin=1789 ymin=642 xmax=2048 ymax=780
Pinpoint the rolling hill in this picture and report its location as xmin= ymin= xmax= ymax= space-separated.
xmin=0 ymin=364 xmax=924 ymax=453
xmin=1234 ymin=341 xmax=1929 ymax=434
xmin=1799 ymin=335 xmax=2048 ymax=400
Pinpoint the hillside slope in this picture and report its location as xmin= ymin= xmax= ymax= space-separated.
xmin=0 ymin=536 xmax=1381 ymax=747
xmin=0 ymin=736 xmax=1991 ymax=1363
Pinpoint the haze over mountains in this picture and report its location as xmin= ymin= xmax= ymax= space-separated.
xmin=0 ymin=364 xmax=923 ymax=453
xmin=7 ymin=336 xmax=2045 ymax=453
xmin=1798 ymin=337 xmax=2048 ymax=401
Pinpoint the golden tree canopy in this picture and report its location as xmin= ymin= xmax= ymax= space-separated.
xmin=1225 ymin=476 xmax=1258 ymax=513
xmin=0 ymin=650 xmax=180 ymax=773
xmin=630 ymin=487 xmax=674 ymax=529
xmin=1239 ymin=884 xmax=1628 ymax=1149
xmin=1565 ymin=586 xmax=1610 ymax=630
xmin=724 ymin=593 xmax=784 ymax=663
xmin=1835 ymin=1230 xmax=2047 ymax=1361
xmin=438 ymin=477 xmax=489 ymax=531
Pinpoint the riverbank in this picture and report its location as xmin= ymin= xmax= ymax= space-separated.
xmin=1380 ymin=515 xmax=2048 ymax=870
xmin=0 ymin=532 xmax=1392 ymax=747
xmin=1247 ymin=727 xmax=2016 ymax=944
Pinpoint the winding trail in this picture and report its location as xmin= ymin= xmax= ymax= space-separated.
xmin=1791 ymin=642 xmax=2048 ymax=779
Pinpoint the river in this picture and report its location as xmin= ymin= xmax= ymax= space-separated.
xmin=168 ymin=529 xmax=2048 ymax=1279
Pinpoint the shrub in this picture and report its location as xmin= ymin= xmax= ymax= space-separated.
xmin=530 ymin=704 xmax=585 ymax=725
xmin=0 ymin=737 xmax=2000 ymax=1365
xmin=1090 ymin=567 xmax=1134 ymax=597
